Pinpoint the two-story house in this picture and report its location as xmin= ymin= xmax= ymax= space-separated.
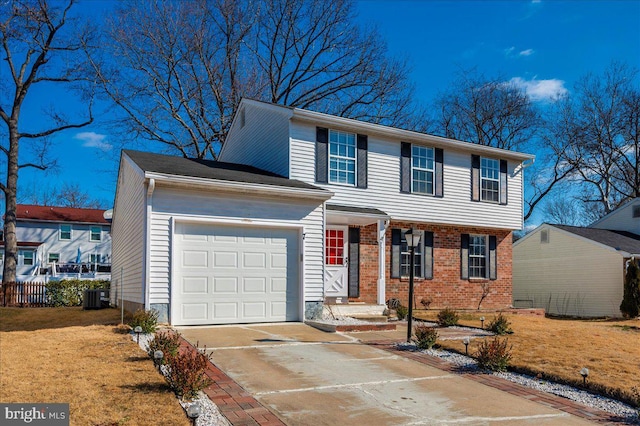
xmin=1 ymin=204 xmax=112 ymax=282
xmin=110 ymin=98 xmax=534 ymax=325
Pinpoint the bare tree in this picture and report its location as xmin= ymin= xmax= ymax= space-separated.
xmin=554 ymin=63 xmax=640 ymax=217
xmin=91 ymin=0 xmax=423 ymax=160
xmin=54 ymin=182 xmax=106 ymax=209
xmin=542 ymin=197 xmax=585 ymax=226
xmin=0 ymin=0 xmax=95 ymax=282
xmin=430 ymin=69 xmax=575 ymax=221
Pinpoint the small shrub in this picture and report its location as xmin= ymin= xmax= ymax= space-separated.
xmin=113 ymin=324 xmax=131 ymax=334
xmin=396 ymin=304 xmax=408 ymax=320
xmin=413 ymin=323 xmax=438 ymax=349
xmin=621 ymin=259 xmax=640 ymax=318
xmin=437 ymin=308 xmax=459 ymax=326
xmin=46 ymin=279 xmax=110 ymax=307
xmin=487 ymin=313 xmax=513 ymax=335
xmin=129 ymin=309 xmax=158 ymax=333
xmin=475 ymin=337 xmax=512 ymax=372
xmin=148 ymin=330 xmax=181 ymax=365
xmin=420 ymin=298 xmax=432 ymax=309
xmin=166 ymin=348 xmax=213 ymax=401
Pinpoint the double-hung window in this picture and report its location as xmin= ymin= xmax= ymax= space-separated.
xmin=90 ymin=254 xmax=102 ymax=264
xmin=48 ymin=253 xmax=60 ymax=263
xmin=90 ymin=226 xmax=102 ymax=242
xmin=328 ymin=130 xmax=356 ymax=185
xmin=480 ymin=158 xmax=500 ymax=202
xmin=400 ymin=229 xmax=424 ymax=278
xmin=468 ymin=235 xmax=487 ymax=278
xmin=59 ymin=224 xmax=72 ymax=240
xmin=412 ymin=146 xmax=434 ymax=195
xmin=20 ymin=250 xmax=34 ymax=266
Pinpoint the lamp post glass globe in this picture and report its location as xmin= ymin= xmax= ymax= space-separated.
xmin=154 ymin=350 xmax=164 ymax=363
xmin=580 ymin=367 xmax=589 ymax=385
xmin=187 ymin=403 xmax=202 ymax=419
xmin=463 ymin=337 xmax=470 ymax=355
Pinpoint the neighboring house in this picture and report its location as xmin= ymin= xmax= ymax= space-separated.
xmin=513 ymin=198 xmax=640 ymax=317
xmin=0 ymin=204 xmax=112 ymax=282
xmin=111 ymin=98 xmax=534 ymax=325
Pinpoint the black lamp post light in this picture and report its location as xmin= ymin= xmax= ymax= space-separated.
xmin=404 ymin=229 xmax=421 ymax=343
xmin=134 ymin=326 xmax=143 ymax=344
xmin=580 ymin=367 xmax=589 ymax=386
xmin=463 ymin=337 xmax=470 ymax=355
xmin=479 ymin=316 xmax=485 ymax=329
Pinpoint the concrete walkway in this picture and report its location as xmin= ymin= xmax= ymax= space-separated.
xmin=178 ymin=323 xmax=606 ymax=426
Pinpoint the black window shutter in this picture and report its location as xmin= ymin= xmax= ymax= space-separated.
xmin=499 ymin=160 xmax=508 ymax=205
xmin=316 ymin=127 xmax=328 ymax=183
xmin=424 ymin=231 xmax=434 ymax=280
xmin=357 ymin=134 xmax=368 ymax=188
xmin=471 ymin=155 xmax=480 ymax=201
xmin=400 ymin=142 xmax=411 ymax=193
xmin=434 ymin=148 xmax=443 ymax=198
xmin=460 ymin=233 xmax=469 ymax=279
xmin=391 ymin=229 xmax=402 ymax=278
xmin=348 ymin=228 xmax=360 ymax=298
xmin=489 ymin=235 xmax=497 ymax=280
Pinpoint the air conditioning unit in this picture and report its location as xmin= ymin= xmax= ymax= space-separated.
xmin=83 ymin=289 xmax=102 ymax=309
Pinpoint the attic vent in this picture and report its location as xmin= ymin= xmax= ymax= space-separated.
xmin=540 ymin=229 xmax=549 ymax=244
xmin=239 ymin=107 xmax=246 ymax=128
xmin=633 ymin=205 xmax=640 ymax=218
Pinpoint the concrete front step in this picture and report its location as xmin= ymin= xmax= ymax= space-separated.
xmin=305 ymin=320 xmax=396 ymax=333
xmin=323 ymin=303 xmax=386 ymax=317
xmin=348 ymin=315 xmax=389 ymax=323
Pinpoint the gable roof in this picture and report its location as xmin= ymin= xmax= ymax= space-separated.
xmin=124 ymin=150 xmax=325 ymax=192
xmin=16 ymin=205 xmax=109 ymax=225
xmin=552 ymin=224 xmax=640 ymax=255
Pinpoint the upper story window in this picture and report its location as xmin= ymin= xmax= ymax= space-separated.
xmin=412 ymin=146 xmax=435 ymax=195
xmin=90 ymin=226 xmax=102 ymax=242
xmin=481 ymin=158 xmax=500 ymax=203
xmin=328 ymin=130 xmax=356 ymax=186
xmin=59 ymin=224 xmax=72 ymax=240
xmin=468 ymin=235 xmax=487 ymax=278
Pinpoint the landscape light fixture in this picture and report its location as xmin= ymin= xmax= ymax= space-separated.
xmin=580 ymin=367 xmax=589 ymax=386
xmin=404 ymin=229 xmax=421 ymax=343
xmin=154 ymin=350 xmax=164 ymax=370
xmin=187 ymin=402 xmax=202 ymax=425
xmin=480 ymin=316 xmax=485 ymax=329
xmin=463 ymin=337 xmax=470 ymax=355
xmin=134 ymin=326 xmax=143 ymax=344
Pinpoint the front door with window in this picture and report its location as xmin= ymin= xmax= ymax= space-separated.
xmin=324 ymin=227 xmax=348 ymax=298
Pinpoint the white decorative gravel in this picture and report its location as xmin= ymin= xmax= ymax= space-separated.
xmin=397 ymin=341 xmax=639 ymax=424
xmin=131 ymin=332 xmax=229 ymax=425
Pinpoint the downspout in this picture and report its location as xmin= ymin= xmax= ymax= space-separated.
xmin=144 ymin=178 xmax=155 ymax=311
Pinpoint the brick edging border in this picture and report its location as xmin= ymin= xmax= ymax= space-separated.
xmin=179 ymin=337 xmax=286 ymax=426
xmin=368 ymin=341 xmax=629 ymax=425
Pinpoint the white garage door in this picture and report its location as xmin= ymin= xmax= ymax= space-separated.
xmin=173 ymin=222 xmax=300 ymax=326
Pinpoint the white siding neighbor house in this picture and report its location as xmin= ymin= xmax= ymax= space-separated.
xmin=111 ymin=98 xmax=534 ymax=325
xmin=1 ymin=205 xmax=112 ymax=282
xmin=513 ymin=199 xmax=640 ymax=317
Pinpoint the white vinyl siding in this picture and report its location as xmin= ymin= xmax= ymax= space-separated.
xmin=110 ymin=155 xmax=146 ymax=305
xmin=591 ymin=200 xmax=640 ymax=235
xmin=513 ymin=226 xmax=624 ymax=317
xmin=148 ymin=187 xmax=325 ymax=313
xmin=219 ymin=100 xmax=292 ymax=177
xmin=290 ymin=120 xmax=524 ymax=230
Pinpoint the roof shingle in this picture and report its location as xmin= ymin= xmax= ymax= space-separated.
xmin=16 ymin=205 xmax=109 ymax=224
xmin=553 ymin=224 xmax=640 ymax=255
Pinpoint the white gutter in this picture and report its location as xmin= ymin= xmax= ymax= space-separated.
xmin=144 ymin=172 xmax=333 ymax=201
xmin=144 ymin=178 xmax=155 ymax=311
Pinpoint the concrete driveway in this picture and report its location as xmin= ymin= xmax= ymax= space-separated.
xmin=177 ymin=323 xmax=595 ymax=425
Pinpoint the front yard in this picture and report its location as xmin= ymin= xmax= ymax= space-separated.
xmin=0 ymin=307 xmax=190 ymax=426
xmin=414 ymin=310 xmax=640 ymax=406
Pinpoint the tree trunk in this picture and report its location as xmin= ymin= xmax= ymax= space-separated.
xmin=3 ymin=123 xmax=20 ymax=284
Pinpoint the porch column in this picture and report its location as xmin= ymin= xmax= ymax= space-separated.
xmin=377 ymin=219 xmax=388 ymax=305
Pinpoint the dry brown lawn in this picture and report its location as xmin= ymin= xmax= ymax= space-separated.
xmin=414 ymin=310 xmax=640 ymax=405
xmin=0 ymin=307 xmax=190 ymax=426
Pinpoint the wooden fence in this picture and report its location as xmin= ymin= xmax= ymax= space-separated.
xmin=0 ymin=282 xmax=48 ymax=307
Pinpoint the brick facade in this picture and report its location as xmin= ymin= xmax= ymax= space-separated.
xmin=347 ymin=221 xmax=513 ymax=310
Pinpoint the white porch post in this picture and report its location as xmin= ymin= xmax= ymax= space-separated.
xmin=377 ymin=219 xmax=388 ymax=305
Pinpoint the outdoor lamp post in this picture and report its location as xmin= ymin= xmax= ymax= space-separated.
xmin=153 ymin=350 xmax=164 ymax=371
xmin=463 ymin=337 xmax=470 ymax=355
xmin=480 ymin=316 xmax=485 ymax=329
xmin=134 ymin=326 xmax=142 ymax=344
xmin=187 ymin=402 xmax=202 ymax=425
xmin=404 ymin=229 xmax=421 ymax=343
xmin=580 ymin=367 xmax=589 ymax=386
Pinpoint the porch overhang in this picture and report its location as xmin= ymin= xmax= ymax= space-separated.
xmin=326 ymin=204 xmax=389 ymax=226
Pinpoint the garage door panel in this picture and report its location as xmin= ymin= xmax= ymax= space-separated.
xmin=213 ymin=277 xmax=238 ymax=293
xmin=173 ymin=223 xmax=300 ymax=325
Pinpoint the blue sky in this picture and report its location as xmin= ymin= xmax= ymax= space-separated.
xmin=14 ymin=0 xmax=640 ymax=213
